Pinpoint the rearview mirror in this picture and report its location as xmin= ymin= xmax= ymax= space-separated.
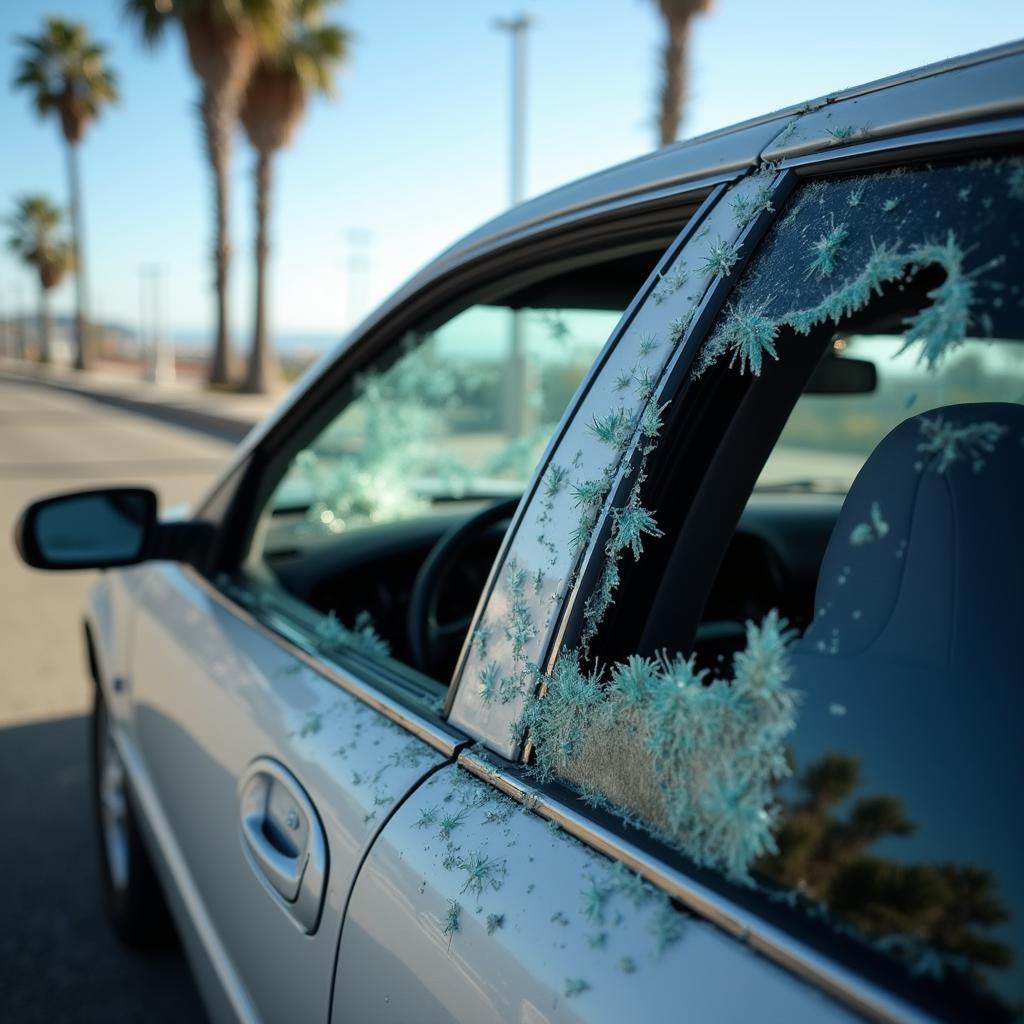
xmin=805 ymin=353 xmax=877 ymax=394
xmin=15 ymin=488 xmax=158 ymax=570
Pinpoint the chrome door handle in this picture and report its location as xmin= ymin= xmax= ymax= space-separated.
xmin=240 ymin=796 xmax=304 ymax=901
xmin=238 ymin=758 xmax=328 ymax=934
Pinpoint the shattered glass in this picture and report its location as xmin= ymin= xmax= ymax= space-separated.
xmin=267 ymin=303 xmax=620 ymax=540
xmin=515 ymin=155 xmax=1024 ymax=1015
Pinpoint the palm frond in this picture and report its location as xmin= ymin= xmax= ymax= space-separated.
xmin=122 ymin=0 xmax=174 ymax=46
xmin=12 ymin=18 xmax=118 ymax=136
xmin=5 ymin=195 xmax=68 ymax=272
xmin=290 ymin=24 xmax=348 ymax=94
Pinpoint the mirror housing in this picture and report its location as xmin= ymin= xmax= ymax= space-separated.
xmin=14 ymin=487 xmax=214 ymax=571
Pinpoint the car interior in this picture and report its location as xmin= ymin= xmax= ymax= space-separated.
xmin=563 ymin=269 xmax=1024 ymax=679
xmin=251 ymin=241 xmax=675 ymax=679
xmin=248 ymin=248 xmax=1024 ymax=697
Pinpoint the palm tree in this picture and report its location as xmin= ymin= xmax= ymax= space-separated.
xmin=6 ymin=196 xmax=75 ymax=364
xmin=650 ymin=0 xmax=713 ymax=146
xmin=239 ymin=0 xmax=348 ymax=393
xmin=13 ymin=19 xmax=118 ymax=372
xmin=124 ymin=0 xmax=285 ymax=386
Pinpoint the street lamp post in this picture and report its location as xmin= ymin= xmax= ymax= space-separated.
xmin=494 ymin=14 xmax=533 ymax=440
xmin=140 ymin=264 xmax=175 ymax=385
xmin=494 ymin=14 xmax=532 ymax=206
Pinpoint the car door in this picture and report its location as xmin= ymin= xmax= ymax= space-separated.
xmin=332 ymin=124 xmax=1024 ymax=1023
xmin=121 ymin=211 xmax=690 ymax=1022
xmin=330 ymin=158 xmax=867 ymax=1023
xmin=123 ymin=560 xmax=460 ymax=1024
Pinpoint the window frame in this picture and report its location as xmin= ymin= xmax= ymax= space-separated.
xmin=445 ymin=172 xmax=787 ymax=754
xmin=480 ymin=135 xmax=1024 ymax=757
xmin=190 ymin=197 xmax=706 ymax=721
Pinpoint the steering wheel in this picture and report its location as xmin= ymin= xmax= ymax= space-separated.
xmin=407 ymin=497 xmax=520 ymax=678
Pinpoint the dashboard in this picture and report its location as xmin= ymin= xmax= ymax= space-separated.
xmin=262 ymin=492 xmax=845 ymax=677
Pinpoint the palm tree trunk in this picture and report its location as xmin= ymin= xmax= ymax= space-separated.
xmin=65 ymin=140 xmax=92 ymax=370
xmin=38 ymin=281 xmax=51 ymax=364
xmin=200 ymin=90 xmax=234 ymax=387
xmin=658 ymin=17 xmax=692 ymax=146
xmin=243 ymin=148 xmax=280 ymax=394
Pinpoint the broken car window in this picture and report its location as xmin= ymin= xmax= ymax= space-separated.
xmin=515 ymin=156 xmax=1024 ymax=1017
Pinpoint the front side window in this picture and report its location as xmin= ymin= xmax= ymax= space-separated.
xmin=265 ymin=304 xmax=619 ymax=536
xmin=226 ymin=245 xmax=669 ymax=679
xmin=516 ymin=156 xmax=1024 ymax=1017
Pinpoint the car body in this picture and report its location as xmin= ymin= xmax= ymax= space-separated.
xmin=18 ymin=41 xmax=1024 ymax=1024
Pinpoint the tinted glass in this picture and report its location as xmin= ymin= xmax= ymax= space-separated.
xmin=758 ymin=334 xmax=1024 ymax=493
xmin=705 ymin=159 xmax=1024 ymax=1016
xmin=521 ymin=156 xmax=1024 ymax=1018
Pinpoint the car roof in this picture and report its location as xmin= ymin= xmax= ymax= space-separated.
xmin=440 ymin=38 xmax=1024 ymax=272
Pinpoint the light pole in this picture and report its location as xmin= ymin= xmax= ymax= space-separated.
xmin=494 ymin=14 xmax=533 ymax=438
xmin=14 ymin=284 xmax=27 ymax=360
xmin=494 ymin=14 xmax=532 ymax=206
xmin=140 ymin=264 xmax=175 ymax=385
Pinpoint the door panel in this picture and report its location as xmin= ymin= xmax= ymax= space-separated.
xmin=126 ymin=562 xmax=451 ymax=1023
xmin=334 ymin=763 xmax=858 ymax=1023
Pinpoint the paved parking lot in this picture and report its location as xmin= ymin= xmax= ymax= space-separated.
xmin=0 ymin=377 xmax=225 ymax=1022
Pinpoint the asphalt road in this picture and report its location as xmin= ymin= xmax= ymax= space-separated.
xmin=0 ymin=377 xmax=229 ymax=1023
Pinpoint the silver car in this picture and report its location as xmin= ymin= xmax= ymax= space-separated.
xmin=17 ymin=40 xmax=1024 ymax=1024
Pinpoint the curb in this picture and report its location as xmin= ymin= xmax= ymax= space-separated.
xmin=0 ymin=366 xmax=262 ymax=442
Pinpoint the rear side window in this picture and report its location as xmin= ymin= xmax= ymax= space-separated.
xmin=726 ymin=159 xmax=1024 ymax=1018
xmin=517 ymin=156 xmax=1024 ymax=1018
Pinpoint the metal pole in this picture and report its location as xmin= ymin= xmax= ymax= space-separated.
xmin=494 ymin=14 xmax=531 ymax=206
xmin=138 ymin=264 xmax=148 ymax=375
xmin=150 ymin=265 xmax=162 ymax=383
xmin=494 ymin=15 xmax=533 ymax=438
xmin=159 ymin=270 xmax=176 ymax=385
xmin=14 ymin=285 xmax=27 ymax=359
xmin=142 ymin=264 xmax=173 ymax=384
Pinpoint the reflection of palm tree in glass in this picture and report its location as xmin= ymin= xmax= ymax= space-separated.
xmin=756 ymin=753 xmax=1012 ymax=980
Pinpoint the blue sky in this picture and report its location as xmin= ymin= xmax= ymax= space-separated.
xmin=1 ymin=0 xmax=1021 ymax=351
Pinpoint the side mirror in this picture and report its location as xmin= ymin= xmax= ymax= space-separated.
xmin=15 ymin=488 xmax=158 ymax=570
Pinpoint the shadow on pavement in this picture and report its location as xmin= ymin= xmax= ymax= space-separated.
xmin=0 ymin=714 xmax=208 ymax=1023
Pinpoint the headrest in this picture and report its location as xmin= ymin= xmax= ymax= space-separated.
xmin=794 ymin=403 xmax=1024 ymax=680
